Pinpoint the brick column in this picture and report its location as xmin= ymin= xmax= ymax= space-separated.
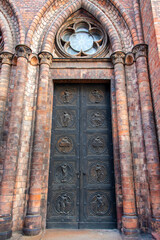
xmin=133 ymin=44 xmax=160 ymax=232
xmin=0 ymin=52 xmax=13 ymax=137
xmin=0 ymin=45 xmax=31 ymax=240
xmin=125 ymin=53 xmax=151 ymax=231
xmin=23 ymin=52 xmax=52 ymax=236
xmin=111 ymin=51 xmax=139 ymax=236
xmin=111 ymin=76 xmax=123 ymax=230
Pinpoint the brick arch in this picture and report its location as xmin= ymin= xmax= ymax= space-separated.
xmin=26 ymin=0 xmax=138 ymax=53
xmin=0 ymin=0 xmax=25 ymax=52
xmin=42 ymin=0 xmax=122 ymax=53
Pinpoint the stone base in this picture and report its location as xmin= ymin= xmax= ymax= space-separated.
xmin=0 ymin=231 xmax=12 ymax=240
xmin=23 ymin=215 xmax=42 ymax=236
xmin=122 ymin=215 xmax=139 ymax=237
xmin=0 ymin=216 xmax=12 ymax=240
xmin=151 ymin=218 xmax=160 ymax=233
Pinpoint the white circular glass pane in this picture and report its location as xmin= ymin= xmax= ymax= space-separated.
xmin=70 ymin=32 xmax=94 ymax=52
xmin=75 ymin=22 xmax=89 ymax=33
xmin=85 ymin=47 xmax=97 ymax=55
xmin=66 ymin=46 xmax=78 ymax=55
xmin=62 ymin=30 xmax=74 ymax=42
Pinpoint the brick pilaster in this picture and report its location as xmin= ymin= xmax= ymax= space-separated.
xmin=125 ymin=52 xmax=151 ymax=231
xmin=23 ymin=52 xmax=53 ymax=236
xmin=111 ymin=51 xmax=139 ymax=236
xmin=0 ymin=45 xmax=31 ymax=240
xmin=133 ymin=44 xmax=160 ymax=232
xmin=111 ymin=76 xmax=123 ymax=230
xmin=0 ymin=52 xmax=13 ymax=138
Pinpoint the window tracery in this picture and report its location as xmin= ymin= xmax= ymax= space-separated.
xmin=56 ymin=17 xmax=109 ymax=58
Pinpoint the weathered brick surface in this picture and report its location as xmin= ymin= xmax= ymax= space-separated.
xmin=0 ymin=0 xmax=160 ymax=238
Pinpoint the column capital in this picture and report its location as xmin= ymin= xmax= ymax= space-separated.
xmin=0 ymin=52 xmax=13 ymax=65
xmin=132 ymin=44 xmax=148 ymax=60
xmin=38 ymin=52 xmax=53 ymax=66
xmin=111 ymin=51 xmax=125 ymax=65
xmin=15 ymin=44 xmax=32 ymax=59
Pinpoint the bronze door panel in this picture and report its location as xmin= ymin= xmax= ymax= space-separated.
xmin=47 ymin=84 xmax=116 ymax=229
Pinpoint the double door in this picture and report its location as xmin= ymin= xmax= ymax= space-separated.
xmin=47 ymin=83 xmax=116 ymax=229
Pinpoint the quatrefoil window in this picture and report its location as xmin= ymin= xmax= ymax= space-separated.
xmin=56 ymin=19 xmax=108 ymax=58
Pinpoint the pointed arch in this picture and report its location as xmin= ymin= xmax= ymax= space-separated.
xmin=0 ymin=0 xmax=25 ymax=52
xmin=26 ymin=0 xmax=140 ymax=54
xmin=42 ymin=2 xmax=121 ymax=53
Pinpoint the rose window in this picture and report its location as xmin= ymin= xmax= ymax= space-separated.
xmin=56 ymin=19 xmax=108 ymax=58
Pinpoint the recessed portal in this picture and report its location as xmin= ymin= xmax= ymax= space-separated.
xmin=47 ymin=83 xmax=116 ymax=229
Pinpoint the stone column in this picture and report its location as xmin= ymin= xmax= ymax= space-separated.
xmin=23 ymin=52 xmax=52 ymax=236
xmin=111 ymin=51 xmax=139 ymax=236
xmin=0 ymin=52 xmax=13 ymax=137
xmin=133 ymin=44 xmax=160 ymax=232
xmin=0 ymin=45 xmax=31 ymax=240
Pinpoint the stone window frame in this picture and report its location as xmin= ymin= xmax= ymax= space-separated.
xmin=56 ymin=17 xmax=109 ymax=58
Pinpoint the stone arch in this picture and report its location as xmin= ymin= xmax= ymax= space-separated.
xmin=26 ymin=0 xmax=138 ymax=54
xmin=0 ymin=0 xmax=25 ymax=52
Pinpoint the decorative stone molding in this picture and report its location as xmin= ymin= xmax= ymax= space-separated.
xmin=0 ymin=52 xmax=13 ymax=65
xmin=38 ymin=52 xmax=53 ymax=66
xmin=29 ymin=54 xmax=39 ymax=66
xmin=15 ymin=44 xmax=32 ymax=59
xmin=111 ymin=51 xmax=125 ymax=65
xmin=132 ymin=44 xmax=148 ymax=60
xmin=125 ymin=52 xmax=134 ymax=66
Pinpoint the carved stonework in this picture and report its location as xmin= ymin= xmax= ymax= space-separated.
xmin=15 ymin=44 xmax=32 ymax=59
xmin=132 ymin=44 xmax=148 ymax=60
xmin=38 ymin=52 xmax=53 ymax=66
xmin=0 ymin=52 xmax=13 ymax=65
xmin=111 ymin=51 xmax=125 ymax=65
xmin=125 ymin=52 xmax=134 ymax=66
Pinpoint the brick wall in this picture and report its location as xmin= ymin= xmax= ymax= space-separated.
xmin=140 ymin=0 xmax=160 ymax=149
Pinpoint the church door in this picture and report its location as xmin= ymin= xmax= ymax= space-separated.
xmin=47 ymin=83 xmax=116 ymax=229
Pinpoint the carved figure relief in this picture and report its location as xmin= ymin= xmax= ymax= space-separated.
xmin=89 ymin=163 xmax=108 ymax=183
xmin=56 ymin=110 xmax=75 ymax=129
xmin=57 ymin=136 xmax=73 ymax=153
xmin=55 ymin=163 xmax=73 ymax=183
xmin=62 ymin=89 xmax=73 ymax=103
xmin=55 ymin=193 xmax=73 ymax=215
xmin=89 ymin=89 xmax=104 ymax=103
xmin=90 ymin=193 xmax=109 ymax=216
xmin=91 ymin=136 xmax=106 ymax=154
xmin=90 ymin=112 xmax=105 ymax=127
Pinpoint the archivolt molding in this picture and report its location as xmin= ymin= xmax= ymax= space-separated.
xmin=26 ymin=0 xmax=141 ymax=55
xmin=0 ymin=0 xmax=25 ymax=52
xmin=0 ymin=12 xmax=14 ymax=52
xmin=87 ymin=0 xmax=133 ymax=52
